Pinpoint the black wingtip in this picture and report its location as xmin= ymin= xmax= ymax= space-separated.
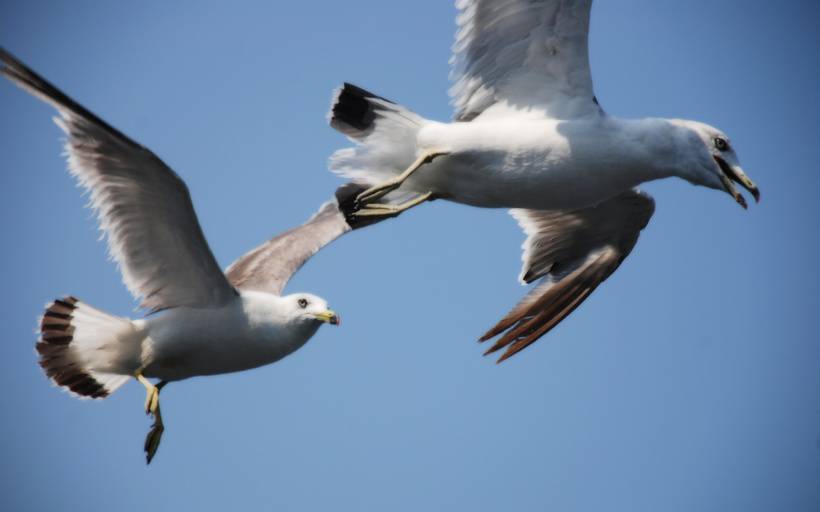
xmin=0 ymin=46 xmax=22 ymax=68
xmin=334 ymin=183 xmax=386 ymax=230
xmin=0 ymin=46 xmax=134 ymax=145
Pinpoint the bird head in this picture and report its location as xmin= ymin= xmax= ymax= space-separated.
xmin=671 ymin=119 xmax=760 ymax=208
xmin=285 ymin=293 xmax=340 ymax=326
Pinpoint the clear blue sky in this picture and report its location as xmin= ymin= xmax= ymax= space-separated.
xmin=1 ymin=1 xmax=818 ymax=511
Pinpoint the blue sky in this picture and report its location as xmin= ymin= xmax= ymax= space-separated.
xmin=1 ymin=1 xmax=818 ymax=511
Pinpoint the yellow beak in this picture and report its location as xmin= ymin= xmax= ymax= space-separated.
xmin=313 ymin=310 xmax=340 ymax=325
xmin=714 ymin=155 xmax=760 ymax=209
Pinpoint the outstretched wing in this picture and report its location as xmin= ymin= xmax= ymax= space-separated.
xmin=481 ymin=189 xmax=655 ymax=362
xmin=226 ymin=184 xmax=379 ymax=295
xmin=1 ymin=48 xmax=236 ymax=312
xmin=451 ymin=0 xmax=601 ymax=121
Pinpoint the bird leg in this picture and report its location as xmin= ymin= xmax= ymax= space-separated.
xmin=355 ymin=150 xmax=449 ymax=206
xmin=352 ymin=191 xmax=434 ymax=219
xmin=135 ymin=373 xmax=167 ymax=464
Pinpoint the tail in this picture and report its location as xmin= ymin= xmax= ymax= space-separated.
xmin=328 ymin=83 xmax=425 ymax=186
xmin=36 ymin=297 xmax=135 ymax=399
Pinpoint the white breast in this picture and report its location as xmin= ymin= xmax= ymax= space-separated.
xmin=411 ymin=117 xmax=668 ymax=210
xmin=140 ymin=292 xmax=318 ymax=380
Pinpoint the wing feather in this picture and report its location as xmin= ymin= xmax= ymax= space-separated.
xmin=1 ymin=48 xmax=236 ymax=312
xmin=451 ymin=0 xmax=600 ymax=121
xmin=225 ymin=201 xmax=348 ymax=296
xmin=480 ymin=190 xmax=655 ymax=362
xmin=225 ymin=184 xmax=383 ymax=295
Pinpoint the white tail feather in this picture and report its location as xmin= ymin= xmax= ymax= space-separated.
xmin=37 ymin=297 xmax=141 ymax=399
xmin=328 ymin=83 xmax=425 ymax=187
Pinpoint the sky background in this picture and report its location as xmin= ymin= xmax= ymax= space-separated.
xmin=1 ymin=1 xmax=818 ymax=510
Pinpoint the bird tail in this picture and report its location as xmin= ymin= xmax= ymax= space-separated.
xmin=328 ymin=83 xmax=425 ymax=186
xmin=36 ymin=296 xmax=137 ymax=399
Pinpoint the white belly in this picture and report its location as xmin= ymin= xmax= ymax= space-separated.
xmin=410 ymin=118 xmax=661 ymax=210
xmin=139 ymin=294 xmax=318 ymax=381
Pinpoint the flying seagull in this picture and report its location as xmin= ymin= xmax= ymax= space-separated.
xmin=1 ymin=48 xmax=375 ymax=463
xmin=327 ymin=0 xmax=759 ymax=362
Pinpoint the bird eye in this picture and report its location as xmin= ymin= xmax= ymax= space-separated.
xmin=714 ymin=137 xmax=729 ymax=151
xmin=298 ymin=298 xmax=308 ymax=308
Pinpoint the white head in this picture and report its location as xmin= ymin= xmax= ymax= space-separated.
xmin=281 ymin=293 xmax=340 ymax=327
xmin=667 ymin=119 xmax=760 ymax=208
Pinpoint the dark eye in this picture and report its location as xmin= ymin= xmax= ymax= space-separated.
xmin=298 ymin=298 xmax=308 ymax=309
xmin=714 ymin=137 xmax=729 ymax=151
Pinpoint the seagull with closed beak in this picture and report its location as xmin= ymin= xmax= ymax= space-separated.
xmin=1 ymin=48 xmax=378 ymax=463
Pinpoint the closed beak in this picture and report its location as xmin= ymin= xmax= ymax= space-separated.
xmin=313 ymin=310 xmax=340 ymax=326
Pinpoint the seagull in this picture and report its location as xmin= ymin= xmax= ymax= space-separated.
xmin=327 ymin=0 xmax=759 ymax=362
xmin=1 ymin=48 xmax=375 ymax=463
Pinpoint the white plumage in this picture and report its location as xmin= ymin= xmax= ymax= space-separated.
xmin=328 ymin=0 xmax=760 ymax=362
xmin=1 ymin=47 xmax=357 ymax=463
xmin=451 ymin=0 xmax=599 ymax=121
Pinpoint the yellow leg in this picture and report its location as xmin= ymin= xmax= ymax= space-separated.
xmin=353 ymin=191 xmax=434 ymax=219
xmin=135 ymin=372 xmax=166 ymax=464
xmin=136 ymin=372 xmax=160 ymax=415
xmin=356 ymin=150 xmax=449 ymax=205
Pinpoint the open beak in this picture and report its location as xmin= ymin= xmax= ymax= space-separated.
xmin=714 ymin=155 xmax=760 ymax=209
xmin=313 ymin=310 xmax=340 ymax=326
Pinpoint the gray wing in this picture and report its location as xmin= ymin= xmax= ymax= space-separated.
xmin=226 ymin=184 xmax=378 ymax=295
xmin=451 ymin=0 xmax=600 ymax=121
xmin=1 ymin=48 xmax=236 ymax=312
xmin=480 ymin=190 xmax=655 ymax=362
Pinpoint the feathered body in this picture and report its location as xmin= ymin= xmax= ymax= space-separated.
xmin=333 ymin=111 xmax=700 ymax=210
xmin=138 ymin=292 xmax=323 ymax=380
xmin=39 ymin=292 xmax=324 ymax=396
xmin=1 ymin=48 xmax=358 ymax=403
xmin=326 ymin=0 xmax=758 ymax=362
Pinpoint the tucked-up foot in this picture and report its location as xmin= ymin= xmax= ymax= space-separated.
xmin=350 ymin=191 xmax=435 ymax=221
xmin=354 ymin=150 xmax=449 ymax=209
xmin=355 ymin=179 xmax=403 ymax=206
